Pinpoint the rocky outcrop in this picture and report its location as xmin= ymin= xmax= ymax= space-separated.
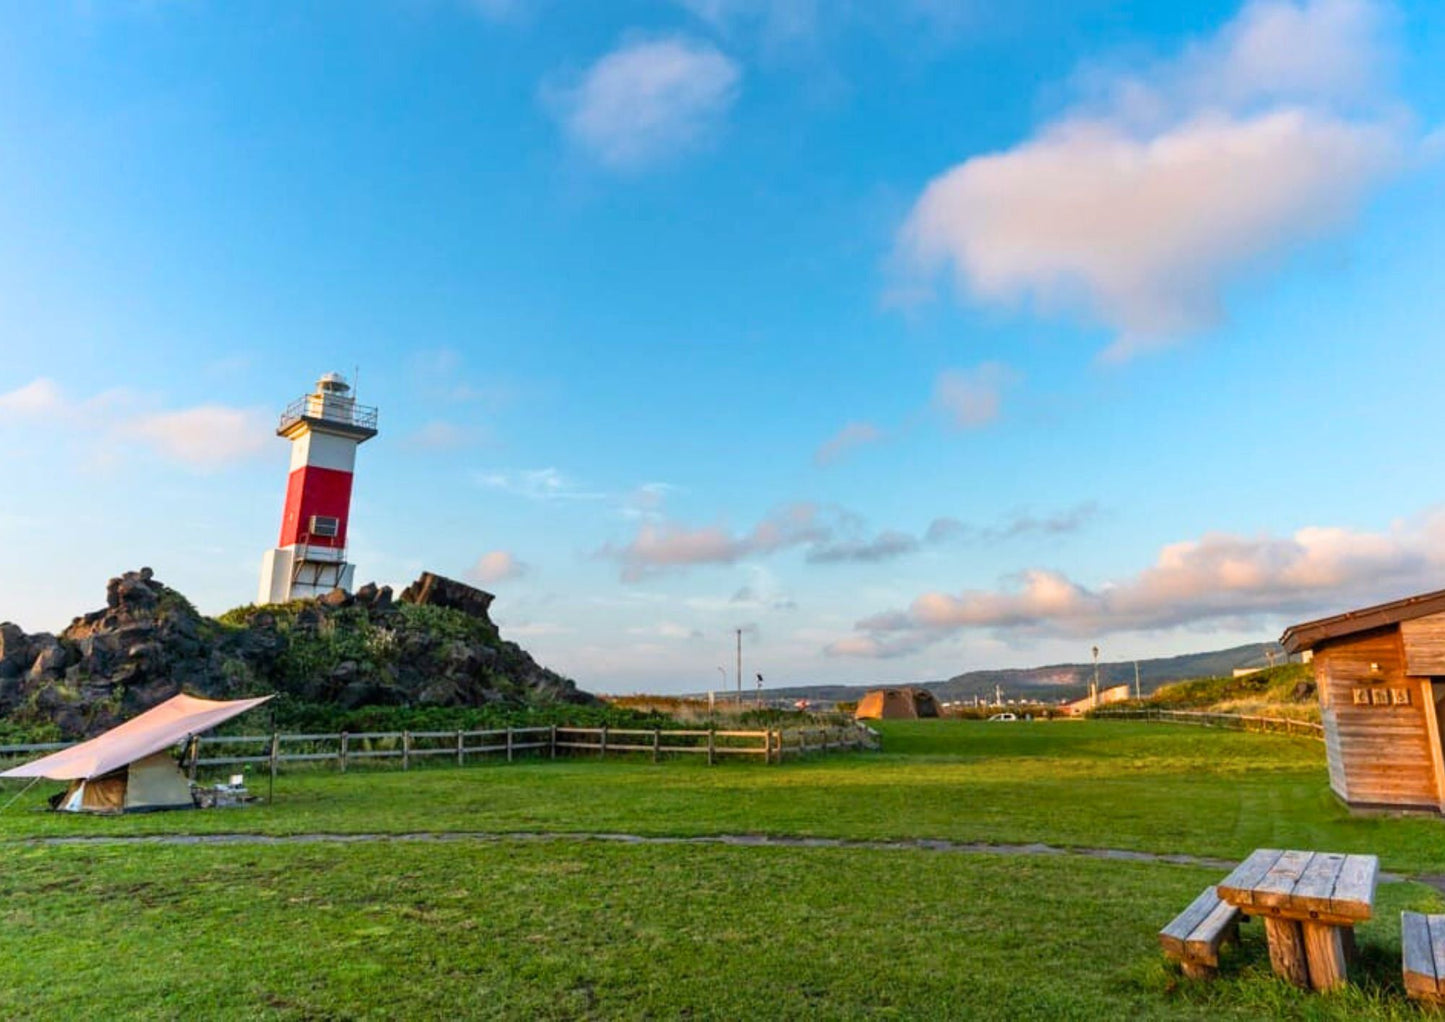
xmin=0 ymin=570 xmax=590 ymax=738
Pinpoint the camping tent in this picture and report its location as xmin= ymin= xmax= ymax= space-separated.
xmin=854 ymin=687 xmax=940 ymax=720
xmin=1 ymin=693 xmax=272 ymax=813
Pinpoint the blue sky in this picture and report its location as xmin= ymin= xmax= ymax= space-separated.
xmin=2 ymin=0 xmax=1444 ymax=693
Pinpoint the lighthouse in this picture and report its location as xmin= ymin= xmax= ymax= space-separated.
xmin=257 ymin=372 xmax=379 ymax=605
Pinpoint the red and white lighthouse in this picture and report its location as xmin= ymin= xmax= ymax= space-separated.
xmin=257 ymin=372 xmax=379 ymax=604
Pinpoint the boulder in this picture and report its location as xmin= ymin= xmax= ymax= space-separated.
xmin=0 ymin=622 xmax=32 ymax=679
xmin=398 ymin=572 xmax=495 ymax=619
xmin=319 ymin=588 xmax=353 ymax=609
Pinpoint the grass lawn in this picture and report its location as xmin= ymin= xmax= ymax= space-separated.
xmin=5 ymin=720 xmax=1445 ymax=1018
xmin=1 ymin=840 xmax=1440 ymax=1020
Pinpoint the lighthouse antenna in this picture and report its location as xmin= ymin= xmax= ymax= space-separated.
xmin=353 ymin=364 xmax=360 ymax=400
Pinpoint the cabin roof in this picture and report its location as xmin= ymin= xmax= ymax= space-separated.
xmin=1280 ymin=588 xmax=1445 ymax=654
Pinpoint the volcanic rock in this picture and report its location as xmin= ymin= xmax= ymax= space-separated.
xmin=0 ymin=568 xmax=591 ymax=738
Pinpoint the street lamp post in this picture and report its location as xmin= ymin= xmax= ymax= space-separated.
xmin=736 ymin=628 xmax=743 ymax=706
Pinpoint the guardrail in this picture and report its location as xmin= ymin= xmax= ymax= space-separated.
xmin=0 ymin=722 xmax=881 ymax=780
xmin=1092 ymin=707 xmax=1324 ymax=740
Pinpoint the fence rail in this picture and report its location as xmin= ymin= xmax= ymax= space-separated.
xmin=1092 ymin=707 xmax=1324 ymax=740
xmin=0 ymin=722 xmax=880 ymax=780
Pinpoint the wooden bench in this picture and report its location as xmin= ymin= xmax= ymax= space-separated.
xmin=1159 ymin=886 xmax=1244 ymax=979
xmin=1402 ymin=911 xmax=1445 ymax=1004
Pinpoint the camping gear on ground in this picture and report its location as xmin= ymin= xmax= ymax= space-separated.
xmin=0 ymin=693 xmax=272 ymax=814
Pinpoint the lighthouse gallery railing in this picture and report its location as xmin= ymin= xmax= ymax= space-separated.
xmin=277 ymin=395 xmax=379 ymax=434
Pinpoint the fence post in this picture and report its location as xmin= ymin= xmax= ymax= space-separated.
xmin=187 ymin=736 xmax=199 ymax=782
xmin=506 ymin=726 xmax=514 ymax=763
xmin=652 ymin=728 xmax=660 ymax=764
xmin=340 ymin=731 xmax=349 ymax=773
xmin=457 ymin=729 xmax=464 ymax=767
xmin=550 ymin=724 xmax=557 ymax=760
xmin=600 ymin=725 xmax=608 ymax=759
xmin=269 ymin=732 xmax=279 ymax=787
xmin=402 ymin=730 xmax=411 ymax=771
xmin=707 ymin=728 xmax=715 ymax=766
xmin=765 ymin=728 xmax=773 ymax=765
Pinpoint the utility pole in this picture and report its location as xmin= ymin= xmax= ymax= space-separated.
xmin=1134 ymin=660 xmax=1141 ymax=700
xmin=1091 ymin=645 xmax=1100 ymax=708
xmin=736 ymin=628 xmax=743 ymax=706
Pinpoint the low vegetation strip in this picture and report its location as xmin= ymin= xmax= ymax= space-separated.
xmin=0 ymin=723 xmax=878 ymax=776
xmin=1136 ymin=662 xmax=1321 ymax=722
xmin=1094 ymin=708 xmax=1324 ymax=740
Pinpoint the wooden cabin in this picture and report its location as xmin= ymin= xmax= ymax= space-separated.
xmin=1282 ymin=589 xmax=1445 ymax=813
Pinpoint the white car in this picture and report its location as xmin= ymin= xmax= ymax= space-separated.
xmin=987 ymin=712 xmax=1018 ymax=721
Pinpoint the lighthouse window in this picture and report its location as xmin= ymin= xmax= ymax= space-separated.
xmin=309 ymin=515 xmax=340 ymax=538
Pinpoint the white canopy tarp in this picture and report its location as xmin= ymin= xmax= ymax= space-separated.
xmin=0 ymin=693 xmax=272 ymax=781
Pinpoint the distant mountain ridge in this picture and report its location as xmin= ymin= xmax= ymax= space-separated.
xmin=751 ymin=643 xmax=1285 ymax=704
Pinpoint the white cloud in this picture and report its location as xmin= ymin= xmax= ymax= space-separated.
xmin=500 ymin=620 xmax=571 ymax=638
xmin=814 ymin=421 xmax=883 ymax=466
xmin=933 ymin=362 xmax=1015 ymax=427
xmin=550 ymin=36 xmax=742 ymax=170
xmin=627 ymin=620 xmax=703 ymax=640
xmin=125 ymin=407 xmax=270 ymax=469
xmin=0 ymin=378 xmax=64 ymax=418
xmin=468 ymin=550 xmax=529 ymax=585
xmin=805 ymin=530 xmax=919 ymax=564
xmin=0 ymin=378 xmax=267 ymax=471
xmin=403 ymin=421 xmax=486 ymax=451
xmin=621 ymin=482 xmax=679 ymax=521
xmin=478 ymin=468 xmax=605 ymax=502
xmin=676 ymin=0 xmax=818 ymax=44
xmin=673 ymin=0 xmax=973 ymax=47
xmin=898 ymin=0 xmax=1410 ymax=358
xmin=830 ymin=507 xmax=1445 ymax=657
xmin=601 ymin=503 xmax=829 ymax=581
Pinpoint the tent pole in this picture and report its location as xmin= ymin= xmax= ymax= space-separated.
xmin=0 ymin=776 xmax=42 ymax=814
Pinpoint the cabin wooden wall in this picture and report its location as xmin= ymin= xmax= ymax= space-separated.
xmin=1402 ymin=612 xmax=1445 ymax=676
xmin=1315 ymin=626 xmax=1441 ymax=810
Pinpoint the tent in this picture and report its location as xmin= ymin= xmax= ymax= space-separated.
xmin=1 ymin=693 xmax=272 ymax=813
xmin=854 ymin=687 xmax=940 ymax=720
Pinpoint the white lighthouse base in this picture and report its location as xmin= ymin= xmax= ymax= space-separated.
xmin=257 ymin=547 xmax=356 ymax=605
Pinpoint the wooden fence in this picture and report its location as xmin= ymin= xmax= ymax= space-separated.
xmin=1092 ymin=707 xmax=1324 ymax=740
xmin=0 ymin=723 xmax=879 ymax=780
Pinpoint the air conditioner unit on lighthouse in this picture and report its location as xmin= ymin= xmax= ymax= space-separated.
xmin=257 ymin=373 xmax=379 ymax=605
xmin=308 ymin=515 xmax=340 ymax=539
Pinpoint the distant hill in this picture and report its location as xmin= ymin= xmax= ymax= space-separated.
xmin=753 ymin=642 xmax=1285 ymax=705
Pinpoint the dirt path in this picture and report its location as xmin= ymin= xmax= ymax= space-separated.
xmin=2 ymin=828 xmax=1417 ymax=881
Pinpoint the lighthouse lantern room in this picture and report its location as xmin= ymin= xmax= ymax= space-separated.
xmin=258 ymin=372 xmax=379 ymax=605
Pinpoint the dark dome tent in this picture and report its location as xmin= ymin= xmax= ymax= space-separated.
xmin=854 ymin=687 xmax=940 ymax=720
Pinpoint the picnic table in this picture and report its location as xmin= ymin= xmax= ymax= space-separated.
xmin=1216 ymin=848 xmax=1378 ymax=991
